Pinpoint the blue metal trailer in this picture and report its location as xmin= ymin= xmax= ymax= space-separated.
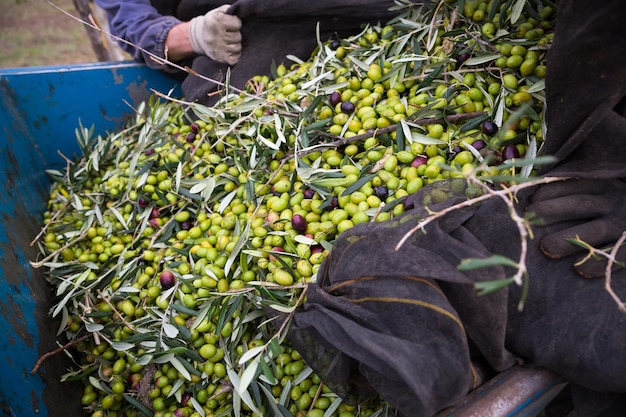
xmin=0 ymin=61 xmax=566 ymax=417
xmin=0 ymin=61 xmax=181 ymax=417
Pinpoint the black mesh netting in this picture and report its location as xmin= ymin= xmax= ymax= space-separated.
xmin=285 ymin=178 xmax=626 ymax=417
xmin=287 ymin=1 xmax=626 ymax=417
xmin=152 ymin=1 xmax=626 ymax=416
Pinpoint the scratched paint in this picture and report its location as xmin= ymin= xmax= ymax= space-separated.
xmin=0 ymin=62 xmax=180 ymax=417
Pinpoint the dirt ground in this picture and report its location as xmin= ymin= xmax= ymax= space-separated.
xmin=0 ymin=0 xmax=100 ymax=68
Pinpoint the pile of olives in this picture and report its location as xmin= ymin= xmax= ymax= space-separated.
xmin=33 ymin=1 xmax=555 ymax=416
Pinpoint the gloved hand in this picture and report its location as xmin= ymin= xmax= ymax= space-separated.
xmin=526 ymin=178 xmax=626 ymax=278
xmin=188 ymin=5 xmax=242 ymax=65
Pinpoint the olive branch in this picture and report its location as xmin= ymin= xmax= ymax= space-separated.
xmin=394 ymin=165 xmax=566 ymax=311
xmin=571 ymin=232 xmax=626 ymax=313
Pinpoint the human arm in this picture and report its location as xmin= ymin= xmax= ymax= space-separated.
xmin=94 ymin=0 xmax=241 ymax=71
xmin=94 ymin=0 xmax=185 ymax=72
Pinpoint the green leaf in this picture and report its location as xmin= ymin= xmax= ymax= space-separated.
xmin=218 ymin=189 xmax=238 ymax=213
xmin=463 ymin=53 xmax=501 ymax=66
xmin=169 ymin=357 xmax=192 ymax=381
xmin=497 ymin=155 xmax=557 ymax=169
xmin=162 ymin=322 xmax=179 ymax=338
xmin=123 ymin=394 xmax=154 ymax=417
xmin=225 ymin=222 xmax=250 ymax=276
xmin=510 ymin=0 xmax=526 ymax=24
xmin=395 ymin=122 xmax=406 ymax=151
xmin=341 ymin=174 xmax=377 ymax=197
xmin=474 ymin=277 xmax=516 ymax=296
xmin=111 ymin=341 xmax=134 ymax=351
xmin=458 ymin=254 xmax=518 ymax=270
xmin=227 ymin=368 xmax=262 ymax=415
xmin=190 ymin=397 xmax=206 ymax=417
xmin=238 ymin=345 xmax=266 ymax=366
xmin=459 ymin=113 xmax=490 ymax=132
xmin=238 ymin=355 xmax=262 ymax=394
xmin=259 ymin=356 xmax=278 ymax=385
xmin=323 ymin=396 xmax=343 ymax=417
xmin=216 ymin=295 xmax=243 ymax=334
xmin=409 ymin=131 xmax=447 ymax=145
xmin=168 ymin=377 xmax=185 ymax=397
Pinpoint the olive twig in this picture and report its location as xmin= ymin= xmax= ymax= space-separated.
xmin=308 ymin=380 xmax=325 ymax=415
xmin=97 ymin=289 xmax=138 ymax=332
xmin=468 ymin=175 xmax=530 ymax=293
xmin=29 ymin=201 xmax=70 ymax=246
xmin=395 ymin=175 xmax=567 ymax=251
xmin=30 ymin=334 xmax=91 ymax=375
xmin=30 ymin=229 xmax=89 ymax=268
xmin=574 ymin=232 xmax=626 ymax=313
xmin=604 ymin=231 xmax=626 ymax=313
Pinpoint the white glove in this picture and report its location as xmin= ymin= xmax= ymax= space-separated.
xmin=188 ymin=4 xmax=242 ymax=65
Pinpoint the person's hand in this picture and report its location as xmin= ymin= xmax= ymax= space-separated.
xmin=526 ymin=178 xmax=626 ymax=278
xmin=188 ymin=5 xmax=242 ymax=65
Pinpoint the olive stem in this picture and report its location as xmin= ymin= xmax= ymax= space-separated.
xmin=97 ymin=289 xmax=138 ymax=332
xmin=29 ymin=201 xmax=70 ymax=247
xmin=395 ymin=176 xmax=566 ymax=249
xmin=308 ymin=380 xmax=326 ymax=415
xmin=30 ymin=334 xmax=91 ymax=375
xmin=30 ymin=229 xmax=89 ymax=268
xmin=604 ymin=231 xmax=626 ymax=313
xmin=395 ymin=174 xmax=568 ymax=309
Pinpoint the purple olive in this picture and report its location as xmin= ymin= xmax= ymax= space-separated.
xmin=411 ymin=155 xmax=428 ymax=168
xmin=456 ymin=53 xmax=470 ymax=67
xmin=311 ymin=245 xmax=324 ymax=254
xmin=502 ymin=144 xmax=521 ymax=160
xmin=137 ymin=196 xmax=149 ymax=209
xmin=340 ymin=101 xmax=355 ymax=114
xmin=403 ymin=194 xmax=415 ymax=210
xmin=471 ymin=139 xmax=486 ymax=151
xmin=329 ymin=91 xmax=342 ymax=107
xmin=330 ymin=39 xmax=341 ymax=50
xmin=144 ymin=148 xmax=155 ymax=156
xmin=150 ymin=208 xmax=160 ymax=219
xmin=189 ymin=123 xmax=199 ymax=133
xmin=160 ymin=270 xmax=175 ymax=289
xmin=303 ymin=188 xmax=315 ymax=199
xmin=481 ymin=120 xmax=498 ymax=136
xmin=185 ymin=132 xmax=196 ymax=143
xmin=291 ymin=214 xmax=307 ymax=234
xmin=374 ymin=186 xmax=389 ymax=200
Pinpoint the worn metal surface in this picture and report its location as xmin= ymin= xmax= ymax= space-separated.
xmin=435 ymin=366 xmax=567 ymax=417
xmin=0 ymin=61 xmax=180 ymax=417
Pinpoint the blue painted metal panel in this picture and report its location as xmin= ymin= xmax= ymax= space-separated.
xmin=0 ymin=61 xmax=180 ymax=417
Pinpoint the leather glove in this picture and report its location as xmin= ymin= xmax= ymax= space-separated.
xmin=189 ymin=5 xmax=242 ymax=65
xmin=526 ymin=178 xmax=626 ymax=278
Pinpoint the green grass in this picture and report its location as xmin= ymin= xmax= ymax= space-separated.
xmin=0 ymin=0 xmax=98 ymax=68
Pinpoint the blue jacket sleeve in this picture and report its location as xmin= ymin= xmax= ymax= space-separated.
xmin=94 ymin=0 xmax=184 ymax=73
